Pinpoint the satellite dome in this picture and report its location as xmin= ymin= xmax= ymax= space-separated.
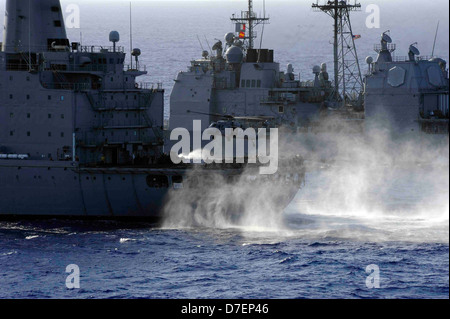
xmin=132 ymin=48 xmax=141 ymax=56
xmin=225 ymin=46 xmax=244 ymax=64
xmin=365 ymin=56 xmax=374 ymax=64
xmin=109 ymin=31 xmax=120 ymax=43
xmin=225 ymin=32 xmax=235 ymax=45
xmin=313 ymin=65 xmax=321 ymax=74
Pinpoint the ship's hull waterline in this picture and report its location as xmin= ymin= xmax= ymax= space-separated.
xmin=0 ymin=160 xmax=302 ymax=221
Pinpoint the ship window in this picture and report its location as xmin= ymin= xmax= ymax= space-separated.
xmin=110 ymin=58 xmax=114 ymax=64
xmin=9 ymin=94 xmax=13 ymax=99
xmin=257 ymin=80 xmax=261 ymax=88
xmin=61 ymin=132 xmax=64 ymax=138
xmin=279 ymin=106 xmax=284 ymax=113
xmin=54 ymin=20 xmax=62 ymax=27
xmin=246 ymin=80 xmax=251 ymax=87
xmin=9 ymin=76 xmax=13 ymax=81
xmin=241 ymin=79 xmax=245 ymax=87
xmin=51 ymin=6 xmax=60 ymax=12
xmin=27 ymin=113 xmax=30 ymax=118
xmin=10 ymin=113 xmax=13 ymax=118
xmin=146 ymin=175 xmax=169 ymax=188
xmin=26 ymin=76 xmax=30 ymax=81
xmin=10 ymin=131 xmax=14 ymax=136
xmin=48 ymin=114 xmax=52 ymax=119
xmin=111 ymin=77 xmax=114 ymax=82
xmin=48 ymin=132 xmax=52 ymax=137
xmin=48 ymin=95 xmax=52 ymax=100
xmin=60 ymin=96 xmax=64 ymax=101
xmin=27 ymin=95 xmax=30 ymax=100
xmin=251 ymin=80 xmax=256 ymax=88
xmin=27 ymin=132 xmax=30 ymax=137
xmin=61 ymin=114 xmax=64 ymax=119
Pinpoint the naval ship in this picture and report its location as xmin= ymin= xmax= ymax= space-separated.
xmin=169 ymin=0 xmax=448 ymax=139
xmin=0 ymin=0 xmax=305 ymax=221
xmin=364 ymin=31 xmax=449 ymax=137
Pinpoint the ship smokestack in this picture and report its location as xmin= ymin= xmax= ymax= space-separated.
xmin=2 ymin=0 xmax=68 ymax=53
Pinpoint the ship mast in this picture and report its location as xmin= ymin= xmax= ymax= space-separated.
xmin=230 ymin=0 xmax=269 ymax=49
xmin=312 ymin=0 xmax=363 ymax=107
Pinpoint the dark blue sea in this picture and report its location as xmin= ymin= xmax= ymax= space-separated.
xmin=1 ymin=164 xmax=448 ymax=299
xmin=0 ymin=1 xmax=449 ymax=299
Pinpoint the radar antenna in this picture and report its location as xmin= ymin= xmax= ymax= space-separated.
xmin=230 ymin=0 xmax=270 ymax=49
xmin=312 ymin=0 xmax=364 ymax=108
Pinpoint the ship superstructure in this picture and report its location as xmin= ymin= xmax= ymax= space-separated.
xmin=0 ymin=0 xmax=305 ymax=220
xmin=364 ymin=32 xmax=449 ymax=137
xmin=169 ymin=0 xmax=337 ymax=137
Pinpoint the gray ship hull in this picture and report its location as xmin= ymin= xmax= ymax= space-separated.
xmin=0 ymin=160 xmax=170 ymax=220
xmin=0 ymin=159 xmax=304 ymax=221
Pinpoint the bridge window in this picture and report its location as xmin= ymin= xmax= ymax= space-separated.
xmin=54 ymin=21 xmax=62 ymax=27
xmin=257 ymin=80 xmax=261 ymax=88
xmin=241 ymin=79 xmax=245 ymax=87
xmin=246 ymin=80 xmax=251 ymax=87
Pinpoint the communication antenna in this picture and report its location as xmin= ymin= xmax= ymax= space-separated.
xmin=196 ymin=35 xmax=205 ymax=51
xmin=312 ymin=0 xmax=363 ymax=107
xmin=204 ymin=35 xmax=213 ymax=56
xmin=129 ymin=2 xmax=133 ymax=69
xmin=28 ymin=0 xmax=32 ymax=71
xmin=258 ymin=0 xmax=266 ymax=61
xmin=230 ymin=0 xmax=270 ymax=49
xmin=432 ymin=21 xmax=440 ymax=57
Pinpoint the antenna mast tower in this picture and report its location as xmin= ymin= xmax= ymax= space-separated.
xmin=312 ymin=0 xmax=363 ymax=107
xmin=230 ymin=0 xmax=269 ymax=49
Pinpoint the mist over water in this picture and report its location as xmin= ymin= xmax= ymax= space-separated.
xmin=162 ymin=116 xmax=449 ymax=244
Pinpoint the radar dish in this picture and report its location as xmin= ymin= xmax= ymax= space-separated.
xmin=365 ymin=56 xmax=374 ymax=64
xmin=382 ymin=33 xmax=392 ymax=44
xmin=212 ymin=41 xmax=223 ymax=51
xmin=409 ymin=44 xmax=420 ymax=56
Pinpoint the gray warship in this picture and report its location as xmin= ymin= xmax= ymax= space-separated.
xmin=364 ymin=31 xmax=449 ymax=137
xmin=169 ymin=0 xmax=448 ymax=138
xmin=0 ymin=0 xmax=305 ymax=220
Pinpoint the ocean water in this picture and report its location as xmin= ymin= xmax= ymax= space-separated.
xmin=0 ymin=1 xmax=449 ymax=299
